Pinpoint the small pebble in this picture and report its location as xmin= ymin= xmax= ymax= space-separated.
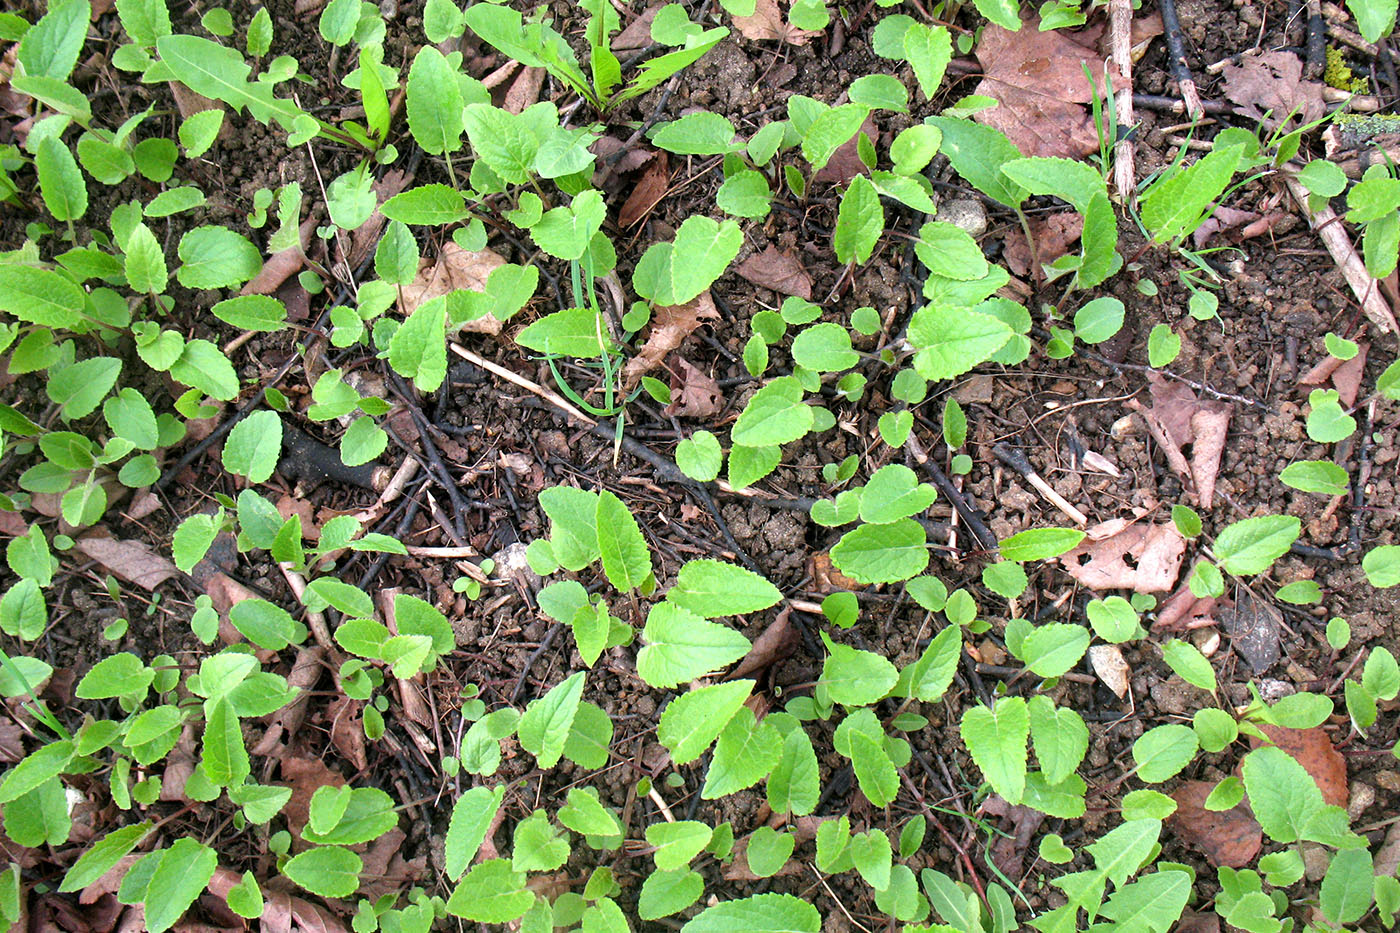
xmin=937 ymin=198 xmax=987 ymax=238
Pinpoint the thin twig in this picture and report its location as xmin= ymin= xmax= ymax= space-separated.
xmin=1158 ymin=0 xmax=1204 ymax=119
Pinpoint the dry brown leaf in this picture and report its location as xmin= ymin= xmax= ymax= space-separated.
xmin=1221 ymin=51 xmax=1326 ymax=132
xmin=399 ymin=243 xmax=507 ymax=336
xmin=813 ymin=117 xmax=877 ymax=185
xmin=503 ymin=65 xmax=544 ymax=114
xmin=252 ymin=646 xmax=324 ymax=756
xmin=1059 ymin=520 xmax=1186 ymax=592
xmin=1087 ymin=644 xmax=1131 ymax=697
xmin=1153 ymin=579 xmax=1218 ymax=632
xmin=665 ymin=356 xmax=724 ymax=419
xmin=359 ymin=828 xmax=425 ymax=902
xmin=1130 ymin=376 xmax=1233 ymax=509
xmin=1175 ymin=909 xmax=1223 ymax=933
xmin=326 ymin=695 xmax=368 ymax=772
xmin=618 ymin=152 xmax=671 ymax=228
xmin=972 ymin=17 xmax=1123 ymax=158
xmin=1192 ymin=205 xmax=1261 ymax=249
xmin=1189 ymin=405 xmax=1230 ymax=509
xmin=75 ymin=533 xmax=179 ymax=590
xmin=1002 ymin=212 xmax=1083 ymax=278
xmin=281 ymin=758 xmax=346 ymax=843
xmin=613 ymin=6 xmax=662 ymax=49
xmin=733 ymin=0 xmax=822 ymax=45
xmin=623 ymin=291 xmax=717 ymax=384
xmin=980 ymin=796 xmax=1045 ymax=878
xmin=1330 ymin=342 xmax=1368 ymax=406
xmin=240 ymin=216 xmax=317 ymax=296
xmin=734 ymin=245 xmax=814 ymax=299
xmin=208 ymin=868 xmax=349 ymax=933
xmin=1167 ymin=781 xmax=1262 ymax=867
xmin=729 ymin=606 xmax=796 ymax=680
xmin=1250 ymin=725 xmax=1347 ymax=807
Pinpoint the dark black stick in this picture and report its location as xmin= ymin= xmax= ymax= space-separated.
xmin=1158 ymin=0 xmax=1203 ymax=117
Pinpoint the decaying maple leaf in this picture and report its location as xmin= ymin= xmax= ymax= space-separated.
xmin=1221 ymin=50 xmax=1326 ymax=133
xmin=1059 ymin=518 xmax=1186 ymax=592
xmin=733 ymin=0 xmax=822 ymax=45
xmin=734 ymin=244 xmax=814 ymax=299
xmin=1168 ymin=781 xmax=1262 ymax=868
xmin=399 ymin=243 xmax=508 ymax=335
xmin=972 ymin=16 xmax=1124 ymax=158
xmin=623 ymin=290 xmax=718 ymax=384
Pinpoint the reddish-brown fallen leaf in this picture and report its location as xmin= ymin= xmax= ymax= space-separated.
xmin=1330 ymin=342 xmax=1368 ymax=407
xmin=1152 ymin=578 xmax=1218 ymax=633
xmin=1168 ymin=781 xmax=1262 ymax=868
xmin=281 ymin=758 xmax=346 ymax=843
xmin=666 ymin=356 xmax=724 ymax=419
xmin=399 ymin=243 xmax=508 ymax=336
xmin=734 ymin=245 xmax=814 ymax=299
xmin=814 ymin=116 xmax=878 ymax=185
xmin=208 ymin=867 xmax=349 ymax=933
xmin=326 ymin=695 xmax=368 ymax=772
xmin=729 ymin=606 xmax=795 ymax=680
xmin=1174 ymin=909 xmax=1223 ymax=933
xmin=240 ymin=216 xmax=316 ymax=296
xmin=733 ymin=0 xmax=822 ymax=44
xmin=75 ymin=533 xmax=179 ymax=590
xmin=1129 ymin=376 xmax=1233 ymax=509
xmin=1058 ymin=519 xmax=1186 ymax=592
xmin=613 ymin=6 xmax=662 ymax=49
xmin=1189 ymin=404 xmax=1230 ymax=509
xmin=623 ymin=291 xmax=718 ymax=384
xmin=972 ymin=16 xmax=1124 ymax=158
xmin=980 ymin=796 xmax=1045 ymax=878
xmin=1221 ymin=50 xmax=1325 ymax=132
xmin=618 ymin=152 xmax=671 ymax=228
xmin=503 ymin=65 xmax=544 ymax=114
xmin=1251 ymin=725 xmax=1347 ymax=808
xmin=1002 ymin=212 xmax=1084 ymax=278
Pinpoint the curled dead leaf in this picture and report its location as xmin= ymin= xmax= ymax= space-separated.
xmin=1002 ymin=212 xmax=1083 ymax=278
xmin=665 ymin=356 xmax=724 ymax=419
xmin=623 ymin=291 xmax=717 ymax=385
xmin=618 ymin=152 xmax=671 ymax=228
xmin=1087 ymin=643 xmax=1131 ymax=698
xmin=729 ymin=606 xmax=796 ymax=680
xmin=733 ymin=0 xmax=822 ymax=45
xmin=1167 ymin=780 xmax=1262 ymax=868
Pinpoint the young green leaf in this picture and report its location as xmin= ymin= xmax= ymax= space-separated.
xmin=596 ymin=489 xmax=651 ymax=591
xmin=637 ymin=602 xmax=750 ymax=688
xmin=832 ymin=174 xmax=883 ymax=265
xmin=830 ymin=518 xmax=929 ymax=584
xmin=1213 ymin=514 xmax=1300 ymax=575
xmin=820 ymin=632 xmax=898 ymax=706
xmin=960 ymin=696 xmax=1028 ymax=804
xmin=517 ymin=671 xmax=585 ymax=769
xmin=445 ymin=859 xmax=533 ymax=923
xmin=665 ymin=559 xmax=782 ymax=617
xmin=144 ymin=838 xmax=218 ymax=932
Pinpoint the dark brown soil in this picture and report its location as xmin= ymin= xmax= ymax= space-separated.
xmin=1 ymin=0 xmax=1398 ymax=929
